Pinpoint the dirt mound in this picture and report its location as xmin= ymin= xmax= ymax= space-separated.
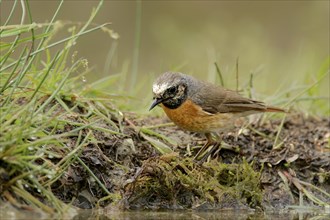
xmin=51 ymin=112 xmax=329 ymax=211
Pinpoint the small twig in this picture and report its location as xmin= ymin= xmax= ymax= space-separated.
xmin=140 ymin=127 xmax=177 ymax=146
xmin=236 ymin=57 xmax=239 ymax=92
xmin=214 ymin=62 xmax=224 ymax=87
xmin=247 ymin=125 xmax=274 ymax=140
xmin=299 ymin=180 xmax=330 ymax=198
xmin=273 ymin=114 xmax=287 ymax=150
xmin=77 ymin=157 xmax=111 ymax=195
xmin=281 ymin=170 xmax=329 ymax=206
xmin=272 ymin=136 xmax=288 ymax=150
xmin=248 ymin=72 xmax=254 ymax=99
xmin=143 ymin=122 xmax=175 ymax=129
xmin=124 ymin=118 xmax=139 ymax=131
xmin=278 ymin=171 xmax=295 ymax=202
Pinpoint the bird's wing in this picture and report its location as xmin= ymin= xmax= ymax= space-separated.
xmin=191 ymin=81 xmax=267 ymax=114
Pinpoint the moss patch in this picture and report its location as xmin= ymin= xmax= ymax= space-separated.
xmin=123 ymin=153 xmax=262 ymax=210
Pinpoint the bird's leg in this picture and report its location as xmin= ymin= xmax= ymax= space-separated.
xmin=193 ymin=133 xmax=214 ymax=161
xmin=198 ymin=133 xmax=223 ymax=163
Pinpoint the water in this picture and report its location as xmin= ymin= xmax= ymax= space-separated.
xmin=1 ymin=203 xmax=329 ymax=220
xmin=74 ymin=209 xmax=330 ymax=220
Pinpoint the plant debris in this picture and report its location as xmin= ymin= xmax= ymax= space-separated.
xmin=121 ymin=153 xmax=262 ymax=210
xmin=121 ymin=112 xmax=329 ymax=211
xmin=1 ymin=95 xmax=329 ymax=212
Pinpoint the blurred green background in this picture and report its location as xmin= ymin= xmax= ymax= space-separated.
xmin=1 ymin=0 xmax=329 ymax=112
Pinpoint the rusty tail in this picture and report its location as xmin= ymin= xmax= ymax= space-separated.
xmin=265 ymin=105 xmax=287 ymax=113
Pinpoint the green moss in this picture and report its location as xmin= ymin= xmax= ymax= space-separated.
xmin=125 ymin=153 xmax=262 ymax=209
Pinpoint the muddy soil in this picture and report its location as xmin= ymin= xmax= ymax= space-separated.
xmin=52 ymin=112 xmax=329 ymax=211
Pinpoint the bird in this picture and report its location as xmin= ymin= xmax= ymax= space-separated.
xmin=149 ymin=72 xmax=285 ymax=161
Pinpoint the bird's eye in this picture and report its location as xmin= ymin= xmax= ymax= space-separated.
xmin=167 ymin=86 xmax=177 ymax=94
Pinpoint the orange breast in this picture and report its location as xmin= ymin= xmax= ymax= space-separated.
xmin=160 ymin=99 xmax=234 ymax=133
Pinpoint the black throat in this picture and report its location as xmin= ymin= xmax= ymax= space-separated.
xmin=162 ymin=90 xmax=188 ymax=109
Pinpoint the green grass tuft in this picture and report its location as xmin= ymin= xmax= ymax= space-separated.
xmin=0 ymin=0 xmax=120 ymax=213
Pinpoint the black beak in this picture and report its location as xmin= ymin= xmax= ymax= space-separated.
xmin=149 ymin=98 xmax=163 ymax=111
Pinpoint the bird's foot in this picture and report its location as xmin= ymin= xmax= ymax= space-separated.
xmin=197 ymin=142 xmax=221 ymax=164
xmin=194 ymin=141 xmax=240 ymax=164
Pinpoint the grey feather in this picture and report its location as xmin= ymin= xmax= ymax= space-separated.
xmin=156 ymin=72 xmax=267 ymax=114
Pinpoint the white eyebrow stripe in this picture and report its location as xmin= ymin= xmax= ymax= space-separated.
xmin=153 ymin=83 xmax=169 ymax=94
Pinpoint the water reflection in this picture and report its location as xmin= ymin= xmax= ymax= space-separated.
xmin=73 ymin=209 xmax=330 ymax=220
xmin=1 ymin=202 xmax=329 ymax=220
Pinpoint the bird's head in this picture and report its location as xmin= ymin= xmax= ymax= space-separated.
xmin=149 ymin=72 xmax=188 ymax=110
